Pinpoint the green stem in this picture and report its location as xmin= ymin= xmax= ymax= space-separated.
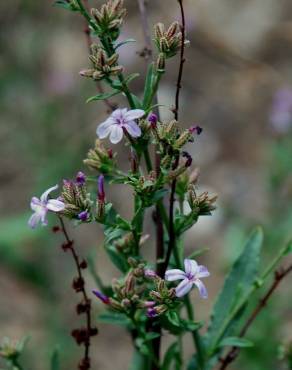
xmin=144 ymin=148 xmax=153 ymax=171
xmin=76 ymin=0 xmax=98 ymax=30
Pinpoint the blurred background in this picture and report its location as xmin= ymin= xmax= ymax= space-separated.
xmin=0 ymin=0 xmax=292 ymax=369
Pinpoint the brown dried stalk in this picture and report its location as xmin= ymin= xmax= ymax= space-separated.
xmin=58 ymin=217 xmax=97 ymax=370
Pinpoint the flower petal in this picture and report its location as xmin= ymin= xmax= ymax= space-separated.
xmin=28 ymin=212 xmax=41 ymax=229
xmin=96 ymin=118 xmax=115 ymax=139
xmin=124 ymin=121 xmax=141 ymax=138
xmin=47 ymin=199 xmax=65 ymax=212
xmin=40 ymin=185 xmax=59 ymax=203
xmin=40 ymin=210 xmax=48 ymax=226
xmin=184 ymin=258 xmax=198 ymax=275
xmin=112 ymin=108 xmax=127 ymax=120
xmin=175 ymin=279 xmax=193 ymax=298
xmin=109 ymin=125 xmax=123 ymax=144
xmin=165 ymin=269 xmax=186 ymax=281
xmin=30 ymin=197 xmax=41 ymax=211
xmin=194 ymin=279 xmax=208 ymax=299
xmin=196 ymin=265 xmax=210 ymax=278
xmin=125 ymin=109 xmax=145 ymax=121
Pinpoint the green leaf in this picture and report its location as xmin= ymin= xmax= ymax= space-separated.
xmin=162 ymin=342 xmax=179 ymax=370
xmin=142 ymin=63 xmax=155 ymax=108
xmin=205 ymin=227 xmax=263 ymax=350
xmin=98 ymin=312 xmax=131 ymax=327
xmin=53 ymin=0 xmax=78 ymax=11
xmin=283 ymin=240 xmax=292 ymax=256
xmin=219 ymin=337 xmax=254 ymax=348
xmin=124 ymin=73 xmax=140 ymax=85
xmin=188 ymin=247 xmax=210 ymax=259
xmin=86 ymin=90 xmax=120 ymax=103
xmin=130 ymin=349 xmax=150 ymax=370
xmin=50 ymin=347 xmax=60 ymax=370
xmin=129 ymin=93 xmax=143 ymax=109
xmin=115 ymin=38 xmax=136 ymax=50
xmin=166 ymin=311 xmax=180 ymax=327
xmin=104 ymin=244 xmax=129 ymax=272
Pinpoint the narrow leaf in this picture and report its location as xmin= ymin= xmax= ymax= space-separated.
xmin=98 ymin=312 xmax=131 ymax=327
xmin=219 ymin=336 xmax=254 ymax=348
xmin=115 ymin=38 xmax=136 ymax=50
xmin=50 ymin=347 xmax=60 ymax=370
xmin=162 ymin=342 xmax=179 ymax=370
xmin=142 ymin=63 xmax=155 ymax=108
xmin=205 ymin=227 xmax=263 ymax=349
xmin=86 ymin=90 xmax=120 ymax=103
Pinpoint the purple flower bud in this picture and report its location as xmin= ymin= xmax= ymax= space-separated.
xmin=148 ymin=113 xmax=158 ymax=128
xmin=92 ymin=290 xmax=110 ymax=304
xmin=98 ymin=175 xmax=105 ymax=202
xmin=147 ymin=307 xmax=158 ymax=318
xmin=189 ymin=125 xmax=203 ymax=135
xmin=78 ymin=211 xmax=89 ymax=222
xmin=182 ymin=151 xmax=193 ymax=168
xmin=144 ymin=269 xmax=157 ymax=278
xmin=76 ymin=171 xmax=86 ymax=185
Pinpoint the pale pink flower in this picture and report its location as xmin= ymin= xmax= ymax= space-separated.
xmin=97 ymin=108 xmax=145 ymax=144
xmin=165 ymin=258 xmax=210 ymax=298
xmin=28 ymin=185 xmax=65 ymax=229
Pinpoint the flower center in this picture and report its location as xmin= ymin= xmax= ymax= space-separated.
xmin=116 ymin=117 xmax=126 ymax=126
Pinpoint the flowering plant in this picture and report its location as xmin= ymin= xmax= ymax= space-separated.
xmin=2 ymin=1 xmax=291 ymax=370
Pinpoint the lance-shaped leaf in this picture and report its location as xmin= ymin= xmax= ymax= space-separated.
xmin=205 ymin=227 xmax=263 ymax=352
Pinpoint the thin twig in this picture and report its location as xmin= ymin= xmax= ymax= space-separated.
xmin=163 ymin=0 xmax=186 ymax=274
xmin=219 ymin=265 xmax=292 ymax=370
xmin=136 ymin=2 xmax=163 ymax=369
xmin=58 ymin=217 xmax=96 ymax=370
xmin=83 ymin=0 xmax=117 ymax=112
xmin=174 ymin=0 xmax=186 ymax=121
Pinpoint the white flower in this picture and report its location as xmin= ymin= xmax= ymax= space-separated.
xmin=28 ymin=185 xmax=65 ymax=229
xmin=96 ymin=108 xmax=145 ymax=144
xmin=165 ymin=258 xmax=210 ymax=298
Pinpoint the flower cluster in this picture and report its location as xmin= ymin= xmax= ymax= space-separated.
xmin=154 ymin=22 xmax=183 ymax=58
xmin=61 ymin=172 xmax=93 ymax=221
xmin=80 ymin=45 xmax=123 ymax=81
xmin=188 ymin=186 xmax=217 ymax=216
xmin=91 ymin=0 xmax=126 ymax=41
xmin=83 ymin=139 xmax=116 ymax=174
xmin=0 ymin=337 xmax=27 ymax=362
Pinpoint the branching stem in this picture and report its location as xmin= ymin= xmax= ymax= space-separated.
xmin=219 ymin=264 xmax=292 ymax=370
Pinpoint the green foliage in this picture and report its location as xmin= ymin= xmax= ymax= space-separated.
xmin=219 ymin=337 xmax=254 ymax=348
xmin=205 ymin=227 xmax=263 ymax=355
xmin=50 ymin=348 xmax=60 ymax=370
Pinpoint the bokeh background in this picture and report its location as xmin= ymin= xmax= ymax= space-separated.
xmin=0 ymin=0 xmax=292 ymax=369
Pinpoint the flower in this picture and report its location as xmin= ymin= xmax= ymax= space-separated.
xmin=28 ymin=185 xmax=65 ymax=229
xmin=92 ymin=290 xmax=110 ymax=304
xmin=148 ymin=113 xmax=158 ymax=127
xmin=97 ymin=108 xmax=145 ymax=144
xmin=147 ymin=307 xmax=158 ymax=318
xmin=98 ymin=175 xmax=105 ymax=202
xmin=189 ymin=125 xmax=203 ymax=135
xmin=76 ymin=171 xmax=86 ymax=185
xmin=165 ymin=258 xmax=210 ymax=298
xmin=78 ymin=210 xmax=89 ymax=222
